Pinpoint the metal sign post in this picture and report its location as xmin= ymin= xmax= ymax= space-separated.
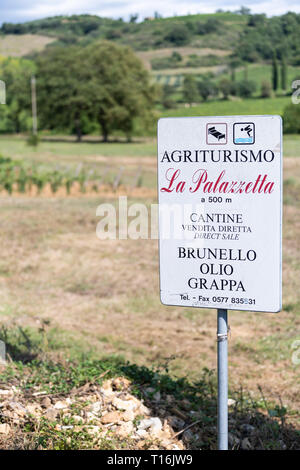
xmin=157 ymin=115 xmax=282 ymax=450
xmin=217 ymin=309 xmax=228 ymax=450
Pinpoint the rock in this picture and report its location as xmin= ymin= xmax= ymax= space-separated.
xmin=27 ymin=404 xmax=42 ymax=416
xmin=115 ymin=421 xmax=134 ymax=438
xmin=162 ymin=420 xmax=173 ymax=438
xmin=138 ymin=417 xmax=162 ymax=435
xmin=0 ymin=390 xmax=10 ymax=396
xmin=8 ymin=401 xmax=27 ymax=416
xmin=101 ymin=411 xmax=122 ymax=424
xmin=112 ymin=397 xmax=137 ymax=412
xmin=182 ymin=429 xmax=194 ymax=444
xmin=136 ymin=439 xmax=147 ymax=449
xmin=41 ymin=397 xmax=51 ymax=408
xmin=153 ymin=391 xmax=161 ymax=402
xmin=44 ymin=408 xmax=59 ymax=421
xmin=53 ymin=400 xmax=69 ymax=410
xmin=228 ymin=398 xmax=236 ymax=407
xmin=241 ymin=438 xmax=252 ymax=450
xmin=172 ymin=444 xmax=181 ymax=450
xmin=240 ymin=423 xmax=255 ymax=435
xmin=32 ymin=391 xmax=47 ymax=397
xmin=160 ymin=438 xmax=172 ymax=448
xmin=121 ymin=410 xmax=134 ymax=422
xmin=136 ymin=429 xmax=148 ymax=438
xmin=100 ymin=387 xmax=114 ymax=398
xmin=138 ymin=403 xmax=151 ymax=416
xmin=89 ymin=401 xmax=102 ymax=415
xmin=0 ymin=423 xmax=10 ymax=434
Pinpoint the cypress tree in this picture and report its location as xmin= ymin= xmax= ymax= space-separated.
xmin=272 ymin=52 xmax=278 ymax=91
xmin=281 ymin=56 xmax=287 ymax=91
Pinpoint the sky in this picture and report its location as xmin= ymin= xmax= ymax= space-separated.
xmin=1 ymin=0 xmax=300 ymax=24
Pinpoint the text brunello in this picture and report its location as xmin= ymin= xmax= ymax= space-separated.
xmin=178 ymin=247 xmax=257 ymax=292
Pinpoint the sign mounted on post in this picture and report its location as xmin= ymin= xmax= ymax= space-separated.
xmin=158 ymin=115 xmax=282 ymax=313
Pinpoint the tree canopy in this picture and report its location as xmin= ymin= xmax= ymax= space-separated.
xmin=36 ymin=41 xmax=157 ymax=141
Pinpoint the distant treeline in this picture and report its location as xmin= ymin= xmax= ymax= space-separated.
xmin=1 ymin=12 xmax=300 ymax=64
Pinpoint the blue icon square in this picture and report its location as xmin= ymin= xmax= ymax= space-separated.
xmin=233 ymin=122 xmax=255 ymax=145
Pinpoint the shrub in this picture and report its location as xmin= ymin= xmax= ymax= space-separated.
xmin=261 ymin=80 xmax=273 ymax=98
xmin=219 ymin=78 xmax=235 ymax=99
xmin=164 ymin=24 xmax=190 ymax=46
xmin=237 ymin=79 xmax=257 ymax=98
xmin=27 ymin=134 xmax=40 ymax=147
xmin=283 ymin=104 xmax=300 ymax=133
xmin=198 ymin=80 xmax=219 ymax=101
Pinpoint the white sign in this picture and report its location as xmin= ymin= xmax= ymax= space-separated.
xmin=158 ymin=115 xmax=282 ymax=313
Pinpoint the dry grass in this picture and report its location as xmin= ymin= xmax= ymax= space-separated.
xmin=0 ymin=136 xmax=299 ymax=431
xmin=0 ymin=34 xmax=55 ymax=57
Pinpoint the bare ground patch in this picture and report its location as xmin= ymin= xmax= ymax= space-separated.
xmin=0 ymin=34 xmax=55 ymax=57
xmin=0 ymin=156 xmax=298 ymax=427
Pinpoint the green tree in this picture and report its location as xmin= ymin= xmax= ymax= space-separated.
xmin=219 ymin=78 xmax=233 ymax=99
xmin=36 ymin=46 xmax=92 ymax=141
xmin=83 ymin=41 xmax=157 ymax=141
xmin=164 ymin=24 xmax=190 ymax=46
xmin=228 ymin=57 xmax=241 ymax=82
xmin=182 ymin=75 xmax=198 ymax=105
xmin=0 ymin=57 xmax=35 ymax=133
xmin=281 ymin=56 xmax=287 ymax=90
xmin=272 ymin=51 xmax=279 ymax=91
xmin=197 ymin=79 xmax=218 ymax=102
xmin=283 ymin=104 xmax=300 ymax=133
xmin=161 ymin=84 xmax=176 ymax=109
xmin=36 ymin=41 xmax=156 ymax=142
xmin=237 ymin=79 xmax=256 ymax=98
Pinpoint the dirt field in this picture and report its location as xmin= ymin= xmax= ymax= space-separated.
xmin=0 ymin=135 xmax=299 ymax=428
xmin=0 ymin=34 xmax=55 ymax=57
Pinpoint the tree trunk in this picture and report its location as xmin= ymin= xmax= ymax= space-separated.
xmin=100 ymin=120 xmax=109 ymax=142
xmin=76 ymin=127 xmax=82 ymax=142
xmin=75 ymin=119 xmax=82 ymax=142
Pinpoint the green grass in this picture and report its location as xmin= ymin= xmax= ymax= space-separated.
xmin=153 ymin=12 xmax=246 ymax=23
xmin=0 ymin=132 xmax=299 ymax=176
xmin=282 ymin=134 xmax=300 ymax=158
xmin=159 ymin=96 xmax=291 ymax=119
xmin=0 ymin=136 xmax=157 ymax=161
xmin=232 ymin=64 xmax=300 ymax=90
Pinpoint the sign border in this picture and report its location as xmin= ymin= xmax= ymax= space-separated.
xmin=157 ymin=115 xmax=282 ymax=314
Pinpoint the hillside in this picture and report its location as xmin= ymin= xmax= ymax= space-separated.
xmin=0 ymin=11 xmax=300 ymax=137
xmin=0 ymin=34 xmax=55 ymax=57
xmin=1 ymin=12 xmax=299 ymax=89
xmin=0 ymin=12 xmax=246 ymax=51
xmin=1 ymin=11 xmax=299 ymax=61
